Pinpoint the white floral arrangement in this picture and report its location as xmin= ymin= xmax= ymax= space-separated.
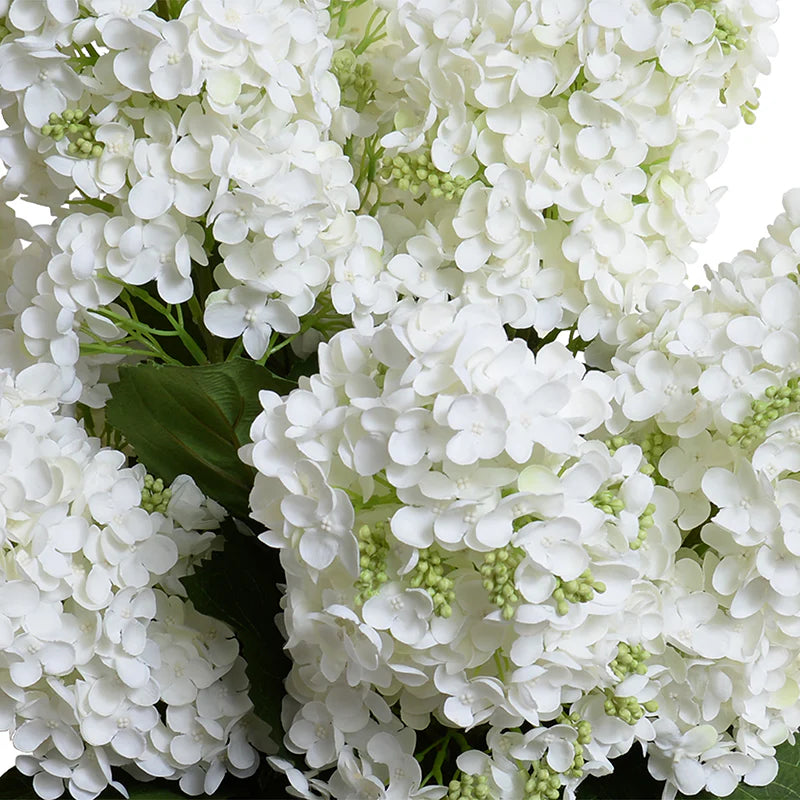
xmin=0 ymin=0 xmax=798 ymax=799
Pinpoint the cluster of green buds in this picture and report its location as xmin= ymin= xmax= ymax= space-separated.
xmin=604 ymin=431 xmax=668 ymax=470
xmin=480 ymin=545 xmax=525 ymax=620
xmin=521 ymin=760 xmax=561 ymax=800
xmin=604 ymin=435 xmax=629 ymax=457
xmin=720 ymin=86 xmax=760 ymax=125
xmin=740 ymin=95 xmax=760 ymax=125
xmin=408 ymin=546 xmax=456 ymax=617
xmin=609 ymin=643 xmax=650 ymax=680
xmin=603 ymin=430 xmax=670 ymax=484
xmin=739 ymin=86 xmax=762 ymax=125
xmin=702 ymin=3 xmax=746 ymax=51
xmin=592 ymin=486 xmax=625 ymax=516
xmin=556 ymin=712 xmax=593 ymax=778
xmin=552 ymin=570 xmax=605 ymax=616
xmin=727 ymin=378 xmax=800 ymax=449
xmin=631 ymin=503 xmax=656 ymax=551
xmin=640 ymin=430 xmax=671 ymax=480
xmin=141 ymin=474 xmax=172 ymax=513
xmin=354 ymin=522 xmax=390 ymax=605
xmin=41 ymin=109 xmax=104 ymax=159
xmin=330 ymin=48 xmax=376 ymax=111
xmin=379 ymin=151 xmax=474 ymax=200
xmin=603 ymin=689 xmax=658 ymax=725
xmin=448 ymin=773 xmax=491 ymax=799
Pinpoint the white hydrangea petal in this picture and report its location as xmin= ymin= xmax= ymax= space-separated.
xmin=128 ymin=178 xmax=173 ymax=221
xmin=0 ymin=581 xmax=39 ymax=617
xmin=32 ymin=773 xmax=64 ymax=800
xmin=545 ymin=739 xmax=575 ymax=773
xmin=112 ymin=729 xmax=145 ymax=759
xmin=14 ymin=720 xmax=51 ymax=753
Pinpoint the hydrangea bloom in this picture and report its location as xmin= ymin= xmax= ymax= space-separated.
xmin=0 ymin=363 xmax=272 ymax=799
xmin=242 ymin=185 xmax=800 ymax=797
xmin=0 ymin=0 xmax=779 ymax=405
xmin=0 ymin=0 xmax=368 ymax=403
xmin=323 ymin=0 xmax=777 ymax=339
xmin=3 ymin=0 xmax=800 ymax=798
xmin=243 ymin=298 xmax=684 ymax=798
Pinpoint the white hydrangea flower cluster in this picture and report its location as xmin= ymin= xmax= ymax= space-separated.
xmin=244 ymin=190 xmax=800 ymax=800
xmin=0 ymin=363 xmax=271 ymax=799
xmin=0 ymin=0 xmax=780 ymax=408
xmin=4 ymin=0 xmax=800 ymax=799
xmin=0 ymin=0 xmax=372 ymax=403
xmin=327 ymin=0 xmax=777 ymax=340
xmin=243 ymin=298 xmax=697 ymax=798
xmin=576 ymin=188 xmax=800 ymax=797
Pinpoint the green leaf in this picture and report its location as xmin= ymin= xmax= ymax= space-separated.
xmin=690 ymin=738 xmax=800 ymax=800
xmin=103 ymin=781 xmax=187 ymax=798
xmin=106 ymin=359 xmax=293 ymax=518
xmin=579 ymin=739 xmax=800 ymax=800
xmin=0 ymin=767 xmax=292 ymax=799
xmin=577 ymin=748 xmax=663 ymax=800
xmin=182 ymin=520 xmax=292 ymax=763
xmin=0 ymin=769 xmax=37 ymax=799
xmin=0 ymin=771 xmax=188 ymax=800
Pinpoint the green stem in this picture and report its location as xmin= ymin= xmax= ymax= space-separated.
xmin=427 ymin=732 xmax=451 ymax=786
xmin=353 ymin=8 xmax=388 ymax=55
xmin=262 ymin=306 xmax=328 ymax=361
xmin=494 ymin=650 xmax=506 ymax=682
xmin=332 ymin=0 xmax=369 ymax=37
xmin=193 ymin=268 xmax=225 ymax=362
xmin=79 ymin=342 xmax=163 ymax=359
xmin=75 ymin=403 xmax=97 ymax=438
xmin=67 ymin=197 xmax=114 ymax=213
xmin=156 ymin=0 xmax=171 ymax=18
xmin=368 ymin=185 xmax=384 ymax=215
xmin=265 ymin=333 xmax=300 ymax=356
xmin=372 ymin=472 xmax=393 ymax=491
xmin=414 ymin=738 xmax=445 ymax=763
xmin=257 ymin=331 xmax=281 ymax=366
xmin=226 ymin=338 xmax=245 ymax=361
xmin=91 ymin=306 xmax=181 ymax=338
xmin=82 ymin=315 xmax=173 ymax=362
xmin=108 ymin=282 xmax=208 ymax=365
xmin=119 ymin=291 xmax=139 ymax=322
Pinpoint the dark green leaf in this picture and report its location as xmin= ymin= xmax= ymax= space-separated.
xmin=182 ymin=520 xmax=292 ymax=765
xmin=578 ymin=747 xmax=663 ymax=800
xmin=101 ymin=780 xmax=186 ymax=798
xmin=580 ymin=739 xmax=800 ymax=800
xmin=0 ymin=771 xmax=189 ymax=800
xmin=98 ymin=767 xmax=292 ymax=799
xmin=0 ymin=767 xmax=293 ymax=799
xmin=106 ymin=359 xmax=293 ymax=518
xmin=0 ymin=768 xmax=37 ymax=799
xmin=690 ymin=738 xmax=800 ymax=800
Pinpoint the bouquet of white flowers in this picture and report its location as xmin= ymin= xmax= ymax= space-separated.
xmin=0 ymin=0 xmax=797 ymax=798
